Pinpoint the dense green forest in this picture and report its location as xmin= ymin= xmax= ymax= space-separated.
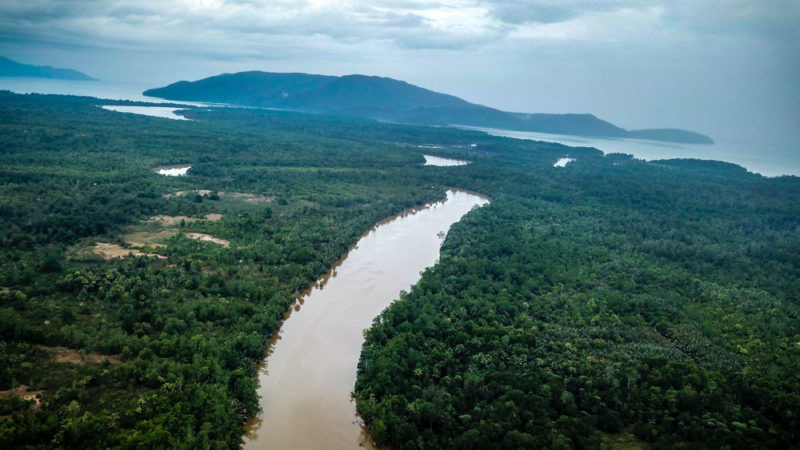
xmin=0 ymin=92 xmax=444 ymax=448
xmin=0 ymin=91 xmax=798 ymax=449
xmin=353 ymin=131 xmax=800 ymax=446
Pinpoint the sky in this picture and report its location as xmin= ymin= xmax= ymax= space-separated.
xmin=1 ymin=0 xmax=798 ymax=146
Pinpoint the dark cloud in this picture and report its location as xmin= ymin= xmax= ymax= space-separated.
xmin=490 ymin=3 xmax=576 ymax=25
xmin=485 ymin=0 xmax=636 ymax=25
xmin=658 ymin=1 xmax=799 ymax=44
xmin=1 ymin=1 xmax=797 ymax=52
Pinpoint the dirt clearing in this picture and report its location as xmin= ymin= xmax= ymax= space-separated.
xmin=92 ymin=243 xmax=166 ymax=259
xmin=187 ymin=233 xmax=230 ymax=247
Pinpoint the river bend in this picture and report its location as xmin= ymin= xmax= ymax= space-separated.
xmin=243 ymin=189 xmax=489 ymax=449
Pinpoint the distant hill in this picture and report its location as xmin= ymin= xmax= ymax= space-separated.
xmin=628 ymin=128 xmax=714 ymax=144
xmin=0 ymin=55 xmax=97 ymax=81
xmin=144 ymin=71 xmax=712 ymax=144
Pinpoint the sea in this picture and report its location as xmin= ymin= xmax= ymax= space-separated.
xmin=0 ymin=77 xmax=164 ymax=103
xmin=462 ymin=127 xmax=800 ymax=178
xmin=2 ymin=77 xmax=797 ymax=178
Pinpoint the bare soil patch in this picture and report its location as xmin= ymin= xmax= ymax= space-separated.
xmin=163 ymin=189 xmax=271 ymax=203
xmin=123 ymin=230 xmax=175 ymax=248
xmin=93 ymin=243 xmax=166 ymax=259
xmin=38 ymin=346 xmax=122 ymax=365
xmin=223 ymin=192 xmax=273 ymax=203
xmin=147 ymin=214 xmax=222 ymax=225
xmin=147 ymin=215 xmax=198 ymax=225
xmin=163 ymin=189 xmax=212 ymax=198
xmin=187 ymin=233 xmax=230 ymax=247
xmin=0 ymin=385 xmax=45 ymax=413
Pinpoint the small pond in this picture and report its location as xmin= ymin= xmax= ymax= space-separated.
xmin=101 ymin=105 xmax=190 ymax=121
xmin=423 ymin=154 xmax=471 ymax=166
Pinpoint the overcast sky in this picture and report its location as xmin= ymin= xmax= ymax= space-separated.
xmin=1 ymin=0 xmax=798 ymax=146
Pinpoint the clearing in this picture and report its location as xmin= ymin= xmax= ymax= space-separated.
xmin=92 ymin=243 xmax=166 ymax=259
xmin=187 ymin=233 xmax=230 ymax=247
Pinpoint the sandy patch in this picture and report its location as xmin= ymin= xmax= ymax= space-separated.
xmin=162 ymin=189 xmax=212 ymax=199
xmin=90 ymin=215 xmax=225 ymax=257
xmin=221 ymin=192 xmax=273 ymax=203
xmin=43 ymin=346 xmax=123 ymax=365
xmin=123 ymin=230 xmax=175 ymax=248
xmin=0 ymin=385 xmax=44 ymax=412
xmin=93 ymin=243 xmax=166 ymax=259
xmin=146 ymin=214 xmax=221 ymax=226
xmin=147 ymin=215 xmax=200 ymax=225
xmin=163 ymin=190 xmax=270 ymax=203
xmin=0 ymin=287 xmax=9 ymax=295
xmin=187 ymin=233 xmax=230 ymax=247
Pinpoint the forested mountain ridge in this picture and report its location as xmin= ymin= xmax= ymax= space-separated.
xmin=0 ymin=55 xmax=96 ymax=81
xmin=0 ymin=91 xmax=796 ymax=448
xmin=144 ymin=71 xmax=713 ymax=144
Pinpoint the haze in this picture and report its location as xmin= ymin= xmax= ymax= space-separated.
xmin=1 ymin=0 xmax=797 ymax=147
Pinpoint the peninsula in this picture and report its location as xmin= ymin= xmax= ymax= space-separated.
xmin=144 ymin=71 xmax=713 ymax=144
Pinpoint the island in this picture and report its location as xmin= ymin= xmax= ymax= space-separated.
xmin=144 ymin=71 xmax=713 ymax=144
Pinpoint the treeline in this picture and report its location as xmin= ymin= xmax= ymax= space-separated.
xmin=0 ymin=92 xmax=442 ymax=448
xmin=1 ymin=91 xmax=798 ymax=449
xmin=355 ymin=132 xmax=800 ymax=448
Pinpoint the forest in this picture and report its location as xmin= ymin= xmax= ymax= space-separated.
xmin=0 ymin=91 xmax=798 ymax=449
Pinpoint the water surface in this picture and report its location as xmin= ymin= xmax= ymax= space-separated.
xmin=101 ymin=105 xmax=190 ymax=120
xmin=553 ymin=157 xmax=574 ymax=168
xmin=1 ymin=78 xmax=160 ymax=102
xmin=0 ymin=77 xmax=208 ymax=105
xmin=423 ymin=154 xmax=471 ymax=166
xmin=154 ymin=165 xmax=191 ymax=176
xmin=243 ymin=189 xmax=489 ymax=450
xmin=461 ymin=126 xmax=799 ymax=177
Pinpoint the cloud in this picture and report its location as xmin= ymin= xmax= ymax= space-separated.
xmin=0 ymin=0 xmax=797 ymax=147
xmin=1 ymin=0 xmax=797 ymax=55
xmin=0 ymin=1 xmax=498 ymax=52
xmin=506 ymin=5 xmax=667 ymax=42
xmin=486 ymin=0 xmax=634 ymax=25
xmin=664 ymin=0 xmax=800 ymax=42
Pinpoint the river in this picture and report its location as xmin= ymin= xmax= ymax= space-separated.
xmin=242 ymin=189 xmax=489 ymax=449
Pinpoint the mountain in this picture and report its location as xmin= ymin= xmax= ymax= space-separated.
xmin=0 ymin=55 xmax=97 ymax=81
xmin=144 ymin=71 xmax=712 ymax=144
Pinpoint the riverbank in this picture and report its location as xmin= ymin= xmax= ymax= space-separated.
xmin=243 ymin=189 xmax=489 ymax=449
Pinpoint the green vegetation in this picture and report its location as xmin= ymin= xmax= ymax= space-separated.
xmin=0 ymin=92 xmax=440 ymax=448
xmin=355 ymin=137 xmax=799 ymax=447
xmin=0 ymin=91 xmax=797 ymax=448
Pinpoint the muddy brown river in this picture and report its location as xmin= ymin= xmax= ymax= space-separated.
xmin=242 ymin=189 xmax=489 ymax=449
